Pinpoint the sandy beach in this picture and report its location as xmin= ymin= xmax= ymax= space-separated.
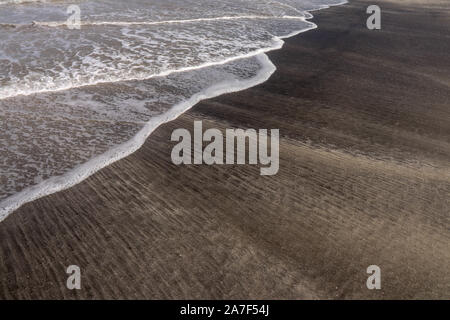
xmin=0 ymin=0 xmax=449 ymax=299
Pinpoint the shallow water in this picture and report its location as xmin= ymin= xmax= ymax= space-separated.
xmin=0 ymin=0 xmax=346 ymax=220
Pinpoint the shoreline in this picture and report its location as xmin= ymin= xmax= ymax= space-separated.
xmin=0 ymin=0 xmax=449 ymax=299
xmin=0 ymin=54 xmax=277 ymax=222
xmin=0 ymin=1 xmax=347 ymax=222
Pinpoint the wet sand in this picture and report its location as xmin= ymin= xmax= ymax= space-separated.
xmin=0 ymin=0 xmax=449 ymax=299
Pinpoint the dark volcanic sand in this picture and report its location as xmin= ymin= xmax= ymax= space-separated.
xmin=0 ymin=0 xmax=449 ymax=299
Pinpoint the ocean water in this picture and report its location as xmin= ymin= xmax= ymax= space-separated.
xmin=0 ymin=0 xmax=346 ymax=220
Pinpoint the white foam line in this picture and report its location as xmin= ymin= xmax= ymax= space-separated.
xmin=0 ymin=1 xmax=349 ymax=222
xmin=33 ymin=15 xmax=306 ymax=27
xmin=308 ymin=0 xmax=349 ymax=13
xmin=272 ymin=0 xmax=305 ymax=15
xmin=1 ymin=15 xmax=305 ymax=30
